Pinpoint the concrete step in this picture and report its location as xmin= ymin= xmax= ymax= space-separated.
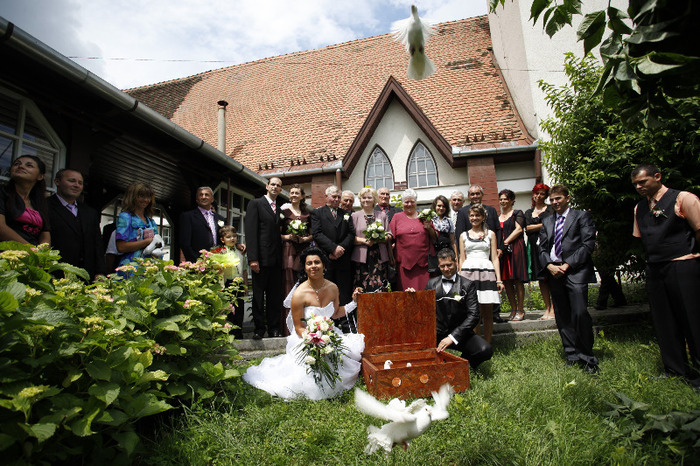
xmin=234 ymin=304 xmax=650 ymax=361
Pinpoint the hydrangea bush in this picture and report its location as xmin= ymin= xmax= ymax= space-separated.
xmin=0 ymin=242 xmax=244 ymax=464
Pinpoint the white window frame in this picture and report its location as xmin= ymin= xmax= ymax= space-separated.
xmin=364 ymin=145 xmax=394 ymax=190
xmin=406 ymin=141 xmax=438 ymax=189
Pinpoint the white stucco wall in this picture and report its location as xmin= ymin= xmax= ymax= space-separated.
xmin=343 ymin=98 xmax=470 ymax=207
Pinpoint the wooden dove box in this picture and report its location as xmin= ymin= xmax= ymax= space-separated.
xmin=357 ymin=290 xmax=469 ymax=400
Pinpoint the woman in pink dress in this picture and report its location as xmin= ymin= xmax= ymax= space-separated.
xmin=389 ymin=189 xmax=436 ymax=291
xmin=280 ymin=184 xmax=313 ymax=335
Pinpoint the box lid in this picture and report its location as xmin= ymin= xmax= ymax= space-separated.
xmin=357 ymin=290 xmax=436 ymax=354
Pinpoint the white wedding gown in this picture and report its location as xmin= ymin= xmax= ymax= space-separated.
xmin=243 ymin=302 xmax=365 ymax=400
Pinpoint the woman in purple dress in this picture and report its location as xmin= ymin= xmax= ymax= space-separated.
xmin=389 ymin=189 xmax=436 ymax=291
xmin=351 ymin=187 xmax=391 ymax=292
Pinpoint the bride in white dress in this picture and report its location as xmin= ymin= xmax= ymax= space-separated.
xmin=243 ymin=247 xmax=365 ymax=400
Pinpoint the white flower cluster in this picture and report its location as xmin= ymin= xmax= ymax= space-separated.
xmin=363 ymin=220 xmax=386 ymax=241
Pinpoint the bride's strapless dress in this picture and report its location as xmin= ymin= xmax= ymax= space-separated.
xmin=243 ymin=302 xmax=365 ymax=400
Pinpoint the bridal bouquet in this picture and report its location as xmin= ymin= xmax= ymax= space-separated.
xmin=417 ymin=208 xmax=436 ymax=222
xmin=363 ymin=220 xmax=386 ymax=242
xmin=296 ymin=314 xmax=347 ymax=389
xmin=286 ymin=219 xmax=308 ymax=236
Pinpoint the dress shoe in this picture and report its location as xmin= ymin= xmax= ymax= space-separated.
xmin=582 ymin=363 xmax=599 ymax=375
xmin=268 ymin=329 xmax=281 ymax=338
xmin=252 ymin=331 xmax=264 ymax=340
xmin=594 ymin=304 xmax=607 ymax=311
xmin=493 ymin=316 xmax=507 ymax=324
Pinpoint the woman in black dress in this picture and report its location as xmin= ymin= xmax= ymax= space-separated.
xmin=498 ymin=189 xmax=529 ymax=321
xmin=524 ymin=183 xmax=555 ymax=320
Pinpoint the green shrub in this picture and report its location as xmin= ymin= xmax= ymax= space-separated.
xmin=0 ymin=242 xmax=243 ymax=464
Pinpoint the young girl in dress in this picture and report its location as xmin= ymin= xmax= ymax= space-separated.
xmin=458 ymin=204 xmax=504 ymax=343
xmin=214 ymin=225 xmax=248 ymax=339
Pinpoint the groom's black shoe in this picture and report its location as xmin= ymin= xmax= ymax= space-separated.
xmin=253 ymin=331 xmax=264 ymax=340
xmin=269 ymin=329 xmax=281 ymax=338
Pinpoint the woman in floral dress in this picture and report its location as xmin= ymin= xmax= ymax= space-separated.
xmin=351 ymin=187 xmax=391 ymax=292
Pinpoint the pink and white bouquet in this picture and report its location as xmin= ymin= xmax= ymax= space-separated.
xmin=296 ymin=314 xmax=347 ymax=388
xmin=363 ymin=220 xmax=386 ymax=242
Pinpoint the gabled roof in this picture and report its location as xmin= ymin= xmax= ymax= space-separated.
xmin=342 ymin=76 xmax=453 ymax=175
xmin=128 ymin=15 xmax=534 ymax=177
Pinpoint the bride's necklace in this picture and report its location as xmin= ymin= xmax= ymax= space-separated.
xmin=309 ymin=281 xmax=326 ymax=302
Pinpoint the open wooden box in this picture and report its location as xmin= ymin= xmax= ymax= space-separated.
xmin=357 ymin=290 xmax=469 ymax=399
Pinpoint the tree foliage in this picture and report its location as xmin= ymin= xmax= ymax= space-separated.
xmin=538 ymin=54 xmax=700 ymax=275
xmin=489 ymin=0 xmax=700 ymax=128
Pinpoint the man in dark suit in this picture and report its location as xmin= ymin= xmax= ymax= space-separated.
xmin=425 ymin=248 xmax=493 ymax=369
xmin=48 ymin=169 xmax=105 ymax=280
xmin=245 ymin=177 xmax=283 ymax=339
xmin=538 ymin=185 xmax=598 ymax=374
xmin=179 ymin=186 xmax=226 ymax=263
xmin=455 ymin=184 xmax=505 ymax=322
xmin=311 ymin=185 xmax=355 ymax=332
xmin=631 ymin=164 xmax=700 ymax=390
xmin=374 ymin=187 xmax=402 ymax=223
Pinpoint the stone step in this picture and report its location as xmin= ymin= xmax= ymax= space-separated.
xmin=234 ymin=304 xmax=650 ymax=361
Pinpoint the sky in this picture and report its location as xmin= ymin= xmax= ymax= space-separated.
xmin=1 ymin=0 xmax=489 ymax=89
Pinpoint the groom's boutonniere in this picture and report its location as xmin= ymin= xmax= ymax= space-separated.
xmin=651 ymin=206 xmax=667 ymax=218
xmin=451 ymin=292 xmax=464 ymax=302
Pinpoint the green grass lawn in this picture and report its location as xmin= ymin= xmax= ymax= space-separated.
xmin=137 ymin=321 xmax=699 ymax=465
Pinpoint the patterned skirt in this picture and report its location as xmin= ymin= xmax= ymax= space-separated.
xmin=460 ymin=257 xmax=500 ymax=304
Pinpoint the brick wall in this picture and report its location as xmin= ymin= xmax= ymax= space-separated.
xmin=467 ymin=156 xmax=499 ymax=208
xmin=310 ymin=174 xmax=336 ymax=207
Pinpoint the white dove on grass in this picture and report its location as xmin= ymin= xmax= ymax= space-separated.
xmin=355 ymin=384 xmax=454 ymax=455
xmin=391 ymin=4 xmax=437 ymax=80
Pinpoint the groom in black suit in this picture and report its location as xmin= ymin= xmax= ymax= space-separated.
xmin=425 ymin=248 xmax=493 ymax=369
xmin=538 ymin=185 xmax=598 ymax=374
xmin=245 ymin=177 xmax=284 ymax=339
xmin=48 ymin=169 xmax=105 ymax=280
xmin=311 ymin=185 xmax=355 ymax=332
xmin=179 ymin=186 xmax=226 ymax=262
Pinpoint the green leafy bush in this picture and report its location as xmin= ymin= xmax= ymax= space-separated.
xmin=0 ymin=242 xmax=243 ymax=464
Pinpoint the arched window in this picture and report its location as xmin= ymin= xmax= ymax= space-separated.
xmin=365 ymin=146 xmax=394 ymax=190
xmin=0 ymin=87 xmax=64 ymax=185
xmin=407 ymin=142 xmax=437 ymax=188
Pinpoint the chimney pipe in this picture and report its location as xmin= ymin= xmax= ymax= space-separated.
xmin=217 ymin=100 xmax=228 ymax=153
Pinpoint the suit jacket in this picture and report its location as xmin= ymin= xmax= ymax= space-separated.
xmin=179 ymin=208 xmax=226 ymax=262
xmin=455 ymin=203 xmax=503 ymax=253
xmin=350 ymin=210 xmax=390 ymax=263
xmin=425 ymin=274 xmax=480 ymax=343
xmin=47 ymin=195 xmax=105 ymax=279
xmin=311 ymin=205 xmax=355 ymax=268
xmin=244 ymin=195 xmax=282 ymax=267
xmin=538 ymin=209 xmax=596 ymax=283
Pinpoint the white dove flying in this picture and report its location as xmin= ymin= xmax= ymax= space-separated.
xmin=355 ymin=384 xmax=453 ymax=455
xmin=391 ymin=4 xmax=437 ymax=80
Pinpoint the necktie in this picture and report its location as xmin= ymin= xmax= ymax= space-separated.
xmin=331 ymin=208 xmax=337 ymax=219
xmin=205 ymin=211 xmax=216 ymax=242
xmin=66 ymin=203 xmax=78 ymax=217
xmin=271 ymin=202 xmax=276 ymax=213
xmin=554 ymin=215 xmax=565 ymax=258
xmin=442 ymin=277 xmax=454 ymax=293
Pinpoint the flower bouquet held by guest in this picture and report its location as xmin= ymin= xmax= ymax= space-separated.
xmin=211 ymin=225 xmax=248 ymax=339
xmin=428 ymin=195 xmax=457 ymax=276
xmin=281 ymin=184 xmax=313 ymax=335
xmin=243 ymin=246 xmax=365 ymax=400
xmin=524 ymin=183 xmax=555 ymax=320
xmin=352 ymin=187 xmax=392 ymax=293
xmin=115 ymin=182 xmax=163 ymax=267
xmin=0 ymin=155 xmax=50 ymax=246
xmin=498 ymin=189 xmax=529 ymax=321
xmin=458 ymin=204 xmax=504 ymax=343
xmin=389 ymin=189 xmax=437 ymax=291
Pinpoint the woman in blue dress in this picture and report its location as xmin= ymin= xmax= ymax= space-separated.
xmin=115 ymin=182 xmax=159 ymax=266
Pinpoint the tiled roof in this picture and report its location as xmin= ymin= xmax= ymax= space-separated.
xmin=127 ymin=15 xmax=533 ymax=176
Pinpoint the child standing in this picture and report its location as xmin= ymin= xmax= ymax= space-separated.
xmin=213 ymin=226 xmax=248 ymax=339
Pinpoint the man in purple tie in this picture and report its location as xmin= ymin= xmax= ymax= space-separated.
xmin=245 ymin=177 xmax=284 ymax=339
xmin=538 ymin=185 xmax=598 ymax=374
xmin=179 ymin=186 xmax=227 ymax=262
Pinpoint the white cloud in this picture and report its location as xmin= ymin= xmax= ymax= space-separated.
xmin=1 ymin=0 xmax=488 ymax=89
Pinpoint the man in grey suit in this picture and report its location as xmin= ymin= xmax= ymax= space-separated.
xmin=538 ymin=185 xmax=598 ymax=374
xmin=425 ymin=248 xmax=493 ymax=369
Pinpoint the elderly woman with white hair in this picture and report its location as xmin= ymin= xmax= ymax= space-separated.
xmin=389 ymin=188 xmax=437 ymax=291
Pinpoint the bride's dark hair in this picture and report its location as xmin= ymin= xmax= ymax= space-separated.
xmin=297 ymin=246 xmax=329 ymax=283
